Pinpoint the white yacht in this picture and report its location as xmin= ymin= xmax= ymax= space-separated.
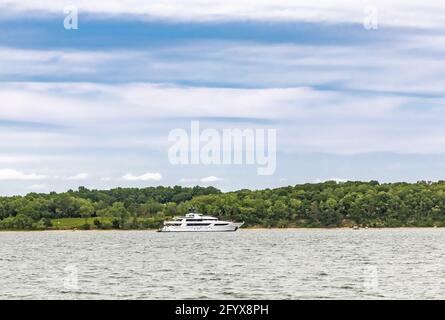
xmin=159 ymin=209 xmax=244 ymax=232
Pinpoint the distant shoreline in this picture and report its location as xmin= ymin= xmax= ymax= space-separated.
xmin=0 ymin=226 xmax=443 ymax=232
xmin=3 ymin=183 xmax=445 ymax=231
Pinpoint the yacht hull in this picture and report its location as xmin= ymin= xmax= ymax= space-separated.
xmin=159 ymin=222 xmax=244 ymax=232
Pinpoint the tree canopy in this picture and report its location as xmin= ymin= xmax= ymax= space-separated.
xmin=2 ymin=181 xmax=445 ymax=230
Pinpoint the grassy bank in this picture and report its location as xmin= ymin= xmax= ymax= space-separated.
xmin=48 ymin=216 xmax=167 ymax=230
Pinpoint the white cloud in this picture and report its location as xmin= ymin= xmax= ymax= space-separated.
xmin=0 ymin=80 xmax=411 ymax=126
xmin=122 ymin=172 xmax=163 ymax=181
xmin=0 ymin=168 xmax=46 ymax=180
xmin=3 ymin=39 xmax=445 ymax=96
xmin=179 ymin=178 xmax=199 ymax=183
xmin=200 ymin=176 xmax=222 ymax=183
xmin=67 ymin=173 xmax=89 ymax=180
xmin=315 ymin=178 xmax=347 ymax=183
xmin=1 ymin=0 xmax=444 ymax=28
xmin=0 ymin=2 xmax=445 ymax=193
xmin=1 ymin=78 xmax=445 ymax=155
xmin=0 ymin=47 xmax=141 ymax=82
xmin=180 ymin=176 xmax=223 ymax=184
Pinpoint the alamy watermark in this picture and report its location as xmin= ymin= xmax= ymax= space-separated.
xmin=64 ymin=5 xmax=78 ymax=30
xmin=363 ymin=6 xmax=379 ymax=30
xmin=363 ymin=265 xmax=379 ymax=291
xmin=63 ymin=264 xmax=79 ymax=291
xmin=168 ymin=121 xmax=277 ymax=175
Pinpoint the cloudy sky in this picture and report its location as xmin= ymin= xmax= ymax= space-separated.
xmin=0 ymin=0 xmax=445 ymax=195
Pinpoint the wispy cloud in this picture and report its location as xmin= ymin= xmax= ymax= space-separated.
xmin=0 ymin=168 xmax=46 ymax=180
xmin=122 ymin=172 xmax=163 ymax=181
xmin=179 ymin=178 xmax=199 ymax=183
xmin=2 ymin=38 xmax=445 ymax=95
xmin=2 ymin=81 xmax=445 ymax=155
xmin=315 ymin=177 xmax=347 ymax=183
xmin=200 ymin=176 xmax=223 ymax=183
xmin=1 ymin=0 xmax=444 ymax=27
xmin=0 ymin=1 xmax=444 ymax=194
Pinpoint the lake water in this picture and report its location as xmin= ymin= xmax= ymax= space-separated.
xmin=1 ymin=229 xmax=444 ymax=299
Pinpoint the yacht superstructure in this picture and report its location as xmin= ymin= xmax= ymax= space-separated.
xmin=159 ymin=209 xmax=243 ymax=232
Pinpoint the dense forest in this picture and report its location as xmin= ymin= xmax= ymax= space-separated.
xmin=2 ymin=181 xmax=445 ymax=230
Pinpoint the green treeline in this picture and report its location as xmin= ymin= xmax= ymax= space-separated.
xmin=0 ymin=186 xmax=220 ymax=230
xmin=2 ymin=181 xmax=445 ymax=230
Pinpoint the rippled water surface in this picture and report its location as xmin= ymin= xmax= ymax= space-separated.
xmin=1 ymin=229 xmax=445 ymax=299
